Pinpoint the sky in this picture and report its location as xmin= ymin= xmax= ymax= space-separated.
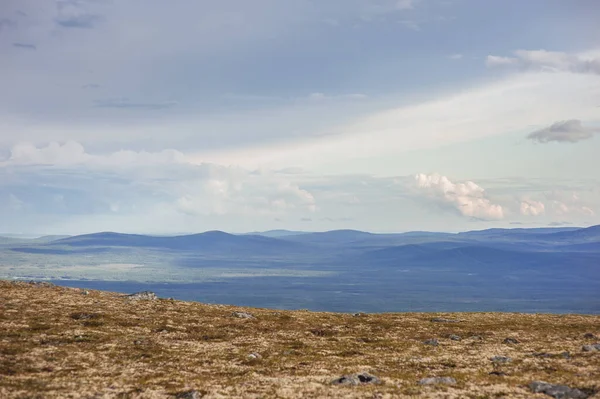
xmin=1 ymin=0 xmax=600 ymax=235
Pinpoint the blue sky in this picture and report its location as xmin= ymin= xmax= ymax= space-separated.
xmin=1 ymin=0 xmax=599 ymax=235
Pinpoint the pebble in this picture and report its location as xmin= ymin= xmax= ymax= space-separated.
xmin=175 ymin=390 xmax=202 ymax=399
xmin=232 ymin=311 xmax=255 ymax=319
xmin=126 ymin=291 xmax=157 ymax=301
xmin=503 ymin=337 xmax=519 ymax=344
xmin=490 ymin=356 xmax=512 ymax=363
xmin=423 ymin=339 xmax=439 ymax=346
xmin=449 ymin=334 xmax=462 ymax=341
xmin=331 ymin=372 xmax=381 ymax=386
xmin=582 ymin=344 xmax=600 ymax=352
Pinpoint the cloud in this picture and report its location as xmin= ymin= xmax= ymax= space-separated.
xmin=94 ymin=99 xmax=178 ymax=110
xmin=308 ymin=92 xmax=368 ymax=101
xmin=0 ymin=18 xmax=16 ymax=31
xmin=486 ymin=50 xmax=600 ymax=75
xmin=448 ymin=54 xmax=463 ymax=60
xmin=399 ymin=20 xmax=420 ymax=31
xmin=548 ymin=221 xmax=572 ymax=227
xmin=527 ymin=120 xmax=600 ymax=143
xmin=12 ymin=43 xmax=37 ymax=50
xmin=55 ymin=1 xmax=102 ymax=28
xmin=414 ymin=173 xmax=504 ymax=220
xmin=3 ymin=141 xmax=186 ymax=167
xmin=520 ymin=199 xmax=545 ymax=216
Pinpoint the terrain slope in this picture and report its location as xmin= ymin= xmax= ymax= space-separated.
xmin=1 ymin=281 xmax=599 ymax=398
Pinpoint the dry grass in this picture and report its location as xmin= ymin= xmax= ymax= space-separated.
xmin=0 ymin=280 xmax=599 ymax=398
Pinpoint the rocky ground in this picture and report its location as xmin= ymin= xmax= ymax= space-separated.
xmin=0 ymin=280 xmax=599 ymax=399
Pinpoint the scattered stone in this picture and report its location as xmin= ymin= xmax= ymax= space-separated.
xmin=583 ymin=333 xmax=597 ymax=339
xmin=70 ymin=312 xmax=98 ymax=320
xmin=560 ymin=351 xmax=571 ymax=359
xmin=331 ymin=372 xmax=381 ymax=386
xmin=489 ymin=371 xmax=507 ymax=376
xmin=469 ymin=335 xmax=484 ymax=341
xmin=82 ymin=290 xmax=89 ymax=295
xmin=529 ymin=381 xmax=590 ymax=399
xmin=449 ymin=334 xmax=462 ymax=341
xmin=490 ymin=356 xmax=512 ymax=363
xmin=232 ymin=311 xmax=254 ymax=319
xmin=126 ymin=291 xmax=157 ymax=301
xmin=430 ymin=317 xmax=460 ymax=323
xmin=423 ymin=339 xmax=439 ymax=346
xmin=353 ymin=312 xmax=365 ymax=317
xmin=418 ymin=377 xmax=456 ymax=385
xmin=175 ymin=390 xmax=203 ymax=399
xmin=247 ymin=353 xmax=262 ymax=360
xmin=503 ymin=337 xmax=520 ymax=344
xmin=133 ymin=340 xmax=143 ymax=345
xmin=582 ymin=344 xmax=600 ymax=352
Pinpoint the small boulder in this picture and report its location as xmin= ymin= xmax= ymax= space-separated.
xmin=449 ymin=334 xmax=462 ymax=341
xmin=490 ymin=356 xmax=512 ymax=364
xmin=503 ymin=337 xmax=519 ymax=344
xmin=175 ymin=390 xmax=203 ymax=399
xmin=418 ymin=377 xmax=456 ymax=385
xmin=582 ymin=344 xmax=600 ymax=352
xmin=529 ymin=381 xmax=590 ymax=399
xmin=331 ymin=372 xmax=380 ymax=386
xmin=247 ymin=353 xmax=262 ymax=360
xmin=423 ymin=339 xmax=439 ymax=346
xmin=583 ymin=333 xmax=597 ymax=339
xmin=126 ymin=291 xmax=157 ymax=301
xmin=232 ymin=311 xmax=254 ymax=319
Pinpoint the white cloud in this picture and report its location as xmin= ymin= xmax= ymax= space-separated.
xmin=486 ymin=49 xmax=600 ymax=75
xmin=4 ymin=141 xmax=186 ymax=166
xmin=414 ymin=173 xmax=504 ymax=220
xmin=527 ymin=120 xmax=599 ymax=143
xmin=520 ymin=200 xmax=545 ymax=216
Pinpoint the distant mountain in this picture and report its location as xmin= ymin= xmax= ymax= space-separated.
xmin=46 ymin=231 xmax=304 ymax=254
xmin=244 ymin=230 xmax=311 ymax=238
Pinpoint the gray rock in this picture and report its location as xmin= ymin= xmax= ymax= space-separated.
xmin=247 ymin=353 xmax=262 ymax=360
xmin=582 ymin=344 xmax=600 ymax=352
xmin=503 ymin=337 xmax=520 ymax=344
xmin=232 ymin=311 xmax=254 ymax=319
xmin=176 ymin=390 xmax=203 ymax=399
xmin=126 ymin=291 xmax=157 ymax=301
xmin=331 ymin=372 xmax=381 ymax=386
xmin=423 ymin=339 xmax=439 ymax=346
xmin=583 ymin=333 xmax=597 ymax=339
xmin=529 ymin=381 xmax=590 ymax=399
xmin=490 ymin=356 xmax=512 ymax=363
xmin=418 ymin=377 xmax=456 ymax=385
xmin=430 ymin=317 xmax=460 ymax=323
xmin=449 ymin=334 xmax=462 ymax=341
xmin=82 ymin=290 xmax=89 ymax=295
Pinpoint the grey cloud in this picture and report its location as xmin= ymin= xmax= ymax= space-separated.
xmin=486 ymin=50 xmax=600 ymax=75
xmin=548 ymin=221 xmax=573 ymax=227
xmin=94 ymin=99 xmax=178 ymax=110
xmin=12 ymin=43 xmax=36 ymax=50
xmin=55 ymin=1 xmax=102 ymax=29
xmin=527 ymin=120 xmax=600 ymax=144
xmin=0 ymin=18 xmax=16 ymax=31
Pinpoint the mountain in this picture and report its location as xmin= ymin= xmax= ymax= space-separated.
xmin=45 ymin=231 xmax=305 ymax=254
xmin=243 ymin=229 xmax=311 ymax=238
